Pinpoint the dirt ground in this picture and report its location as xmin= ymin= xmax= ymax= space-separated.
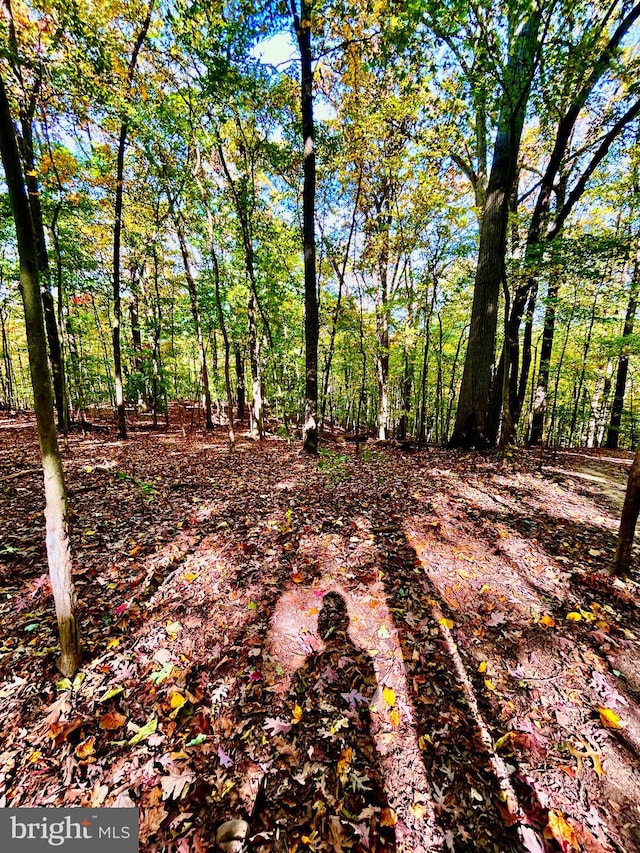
xmin=1 ymin=414 xmax=640 ymax=853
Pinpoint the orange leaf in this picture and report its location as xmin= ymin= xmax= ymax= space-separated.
xmin=99 ymin=710 xmax=127 ymax=731
xmin=380 ymin=807 xmax=397 ymax=827
xmin=291 ymin=572 xmax=304 ymax=584
xmin=539 ymin=615 xmax=555 ymax=627
xmin=75 ymin=736 xmax=96 ymax=760
xmin=337 ymin=746 xmax=353 ymax=776
xmin=544 ymin=810 xmax=579 ymax=851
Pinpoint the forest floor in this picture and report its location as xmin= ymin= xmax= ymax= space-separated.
xmin=1 ymin=413 xmax=640 ymax=853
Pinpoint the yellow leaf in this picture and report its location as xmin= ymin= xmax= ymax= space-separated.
xmin=27 ymin=750 xmax=42 ymax=764
xmin=292 ymin=703 xmax=303 ymax=723
xmin=106 ymin=638 xmax=120 ymax=650
xmin=410 ymin=802 xmax=428 ymax=819
xmin=544 ymin=809 xmax=579 ymax=850
xmin=390 ymin=708 xmax=400 ymax=726
xmin=170 ymin=692 xmax=187 ymax=710
xmin=598 ymin=707 xmax=622 ymax=729
xmin=478 ymin=661 xmax=487 ymax=673
xmin=382 ymin=686 xmax=396 ymax=707
xmin=484 ymin=678 xmax=496 ymax=692
xmin=539 ymin=615 xmax=555 ymax=627
xmin=418 ymin=734 xmax=432 ymax=750
xmin=184 ymin=572 xmax=199 ymax=582
xmin=566 ymin=612 xmax=582 ymax=621
xmin=439 ymin=617 xmax=454 ymax=629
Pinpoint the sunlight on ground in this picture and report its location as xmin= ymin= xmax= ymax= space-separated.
xmin=264 ymin=529 xmax=443 ymax=853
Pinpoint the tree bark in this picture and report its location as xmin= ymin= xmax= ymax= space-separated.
xmin=111 ymin=1 xmax=154 ymax=439
xmin=175 ymin=219 xmax=214 ymax=430
xmin=0 ymin=73 xmax=81 ymax=676
xmin=528 ymin=278 xmax=559 ymax=445
xmin=613 ymin=444 xmax=640 ymax=576
xmin=450 ymin=9 xmax=541 ymax=448
xmin=292 ymin=0 xmax=319 ymax=454
xmin=606 ymin=249 xmax=639 ymax=448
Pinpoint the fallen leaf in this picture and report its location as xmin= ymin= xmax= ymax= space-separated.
xmin=128 ymin=716 xmax=158 ymax=746
xmin=382 ymin=686 xmax=396 ymax=707
xmin=566 ymin=612 xmax=582 ymax=622
xmin=598 ymin=707 xmax=622 ymax=729
xmin=99 ymin=710 xmax=127 ymax=731
xmin=75 ymin=736 xmax=95 ymax=760
xmin=439 ymin=617 xmax=454 ymax=629
xmin=539 ymin=615 xmax=555 ymax=627
xmin=380 ymin=807 xmax=397 ymax=827
xmin=544 ymin=809 xmax=579 ymax=851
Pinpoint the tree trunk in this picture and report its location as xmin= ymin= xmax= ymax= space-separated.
xmin=613 ymin=444 xmax=640 ymax=576
xmin=175 ymin=220 xmax=214 ymax=430
xmin=17 ymin=116 xmax=67 ymax=431
xmin=0 ymin=73 xmax=81 ymax=675
xmin=606 ymin=250 xmax=639 ymax=448
xmin=211 ymin=245 xmax=235 ymax=451
xmin=528 ymin=278 xmax=560 ymax=445
xmin=111 ymin=2 xmax=154 ymax=439
xmin=235 ymin=345 xmax=245 ymax=423
xmin=450 ymin=10 xmax=541 ymax=448
xmin=292 ymin=0 xmax=319 ymax=454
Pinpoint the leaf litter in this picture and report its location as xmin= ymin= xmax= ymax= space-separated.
xmin=0 ymin=416 xmax=640 ymax=851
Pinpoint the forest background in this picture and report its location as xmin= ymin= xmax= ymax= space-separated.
xmin=1 ymin=0 xmax=639 ymax=455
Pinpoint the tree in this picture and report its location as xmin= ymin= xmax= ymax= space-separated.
xmin=450 ymin=4 xmax=542 ymax=448
xmin=0 ymin=72 xmax=81 ymax=676
xmin=112 ymin=0 xmax=155 ymax=439
xmin=291 ymin=0 xmax=319 ymax=454
xmin=613 ymin=444 xmax=640 ymax=576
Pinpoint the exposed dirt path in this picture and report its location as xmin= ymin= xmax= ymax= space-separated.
xmin=1 ymin=417 xmax=639 ymax=853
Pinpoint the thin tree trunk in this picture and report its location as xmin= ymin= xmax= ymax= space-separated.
xmin=111 ymin=1 xmax=154 ymax=439
xmin=0 ymin=73 xmax=81 ymax=675
xmin=607 ymin=250 xmax=639 ymax=448
xmin=211 ymin=247 xmax=235 ymax=451
xmin=235 ymin=345 xmax=245 ymax=423
xmin=528 ymin=277 xmax=561 ymax=445
xmin=175 ymin=219 xmax=214 ymax=430
xmin=292 ymin=0 xmax=319 ymax=454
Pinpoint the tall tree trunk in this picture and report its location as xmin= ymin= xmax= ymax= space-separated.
xmin=0 ymin=73 xmax=81 ymax=675
xmin=113 ymin=118 xmax=129 ymax=438
xmin=292 ymin=0 xmax=319 ymax=454
xmin=606 ymin=250 xmax=639 ymax=448
xmin=247 ymin=294 xmax=263 ymax=437
xmin=235 ymin=345 xmax=245 ymax=423
xmin=211 ymin=245 xmax=235 ymax=451
xmin=111 ymin=1 xmax=154 ymax=439
xmin=18 ymin=121 xmax=67 ymax=431
xmin=528 ymin=278 xmax=560 ymax=445
xmin=175 ymin=219 xmax=214 ymax=430
xmin=450 ymin=10 xmax=541 ymax=448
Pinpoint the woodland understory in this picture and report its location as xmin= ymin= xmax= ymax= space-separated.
xmin=1 ymin=413 xmax=640 ymax=853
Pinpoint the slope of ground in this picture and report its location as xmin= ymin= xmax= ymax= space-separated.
xmin=1 ymin=414 xmax=639 ymax=853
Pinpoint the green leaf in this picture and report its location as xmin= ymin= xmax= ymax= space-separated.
xmin=100 ymin=685 xmax=126 ymax=702
xmin=128 ymin=716 xmax=158 ymax=746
